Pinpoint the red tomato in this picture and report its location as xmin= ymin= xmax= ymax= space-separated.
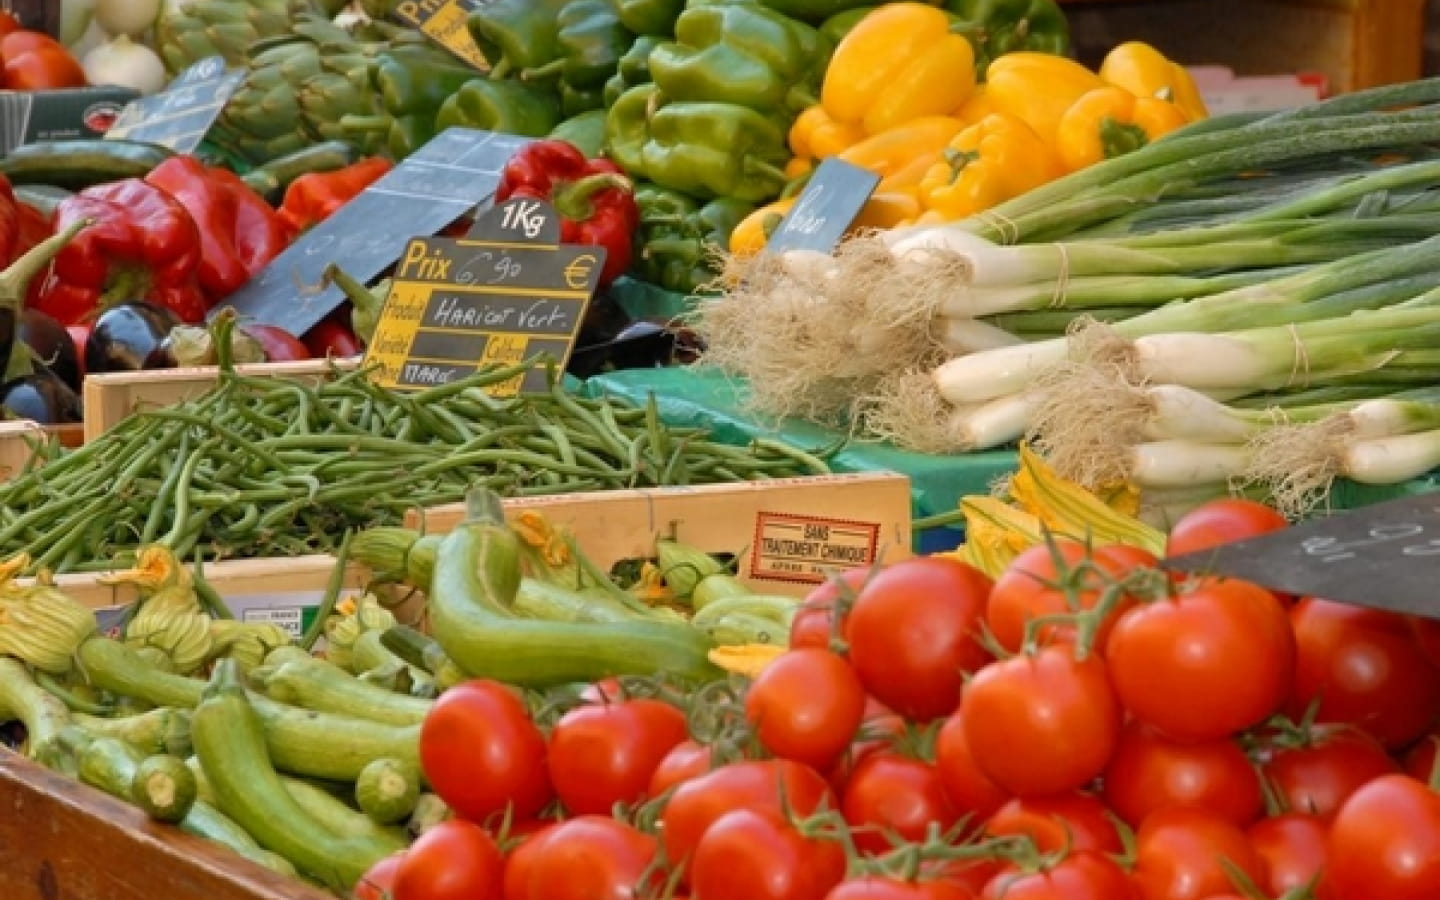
xmin=690 ymin=807 xmax=848 ymax=900
xmin=790 ymin=568 xmax=872 ymax=649
xmin=934 ymin=712 xmax=1011 ymax=820
xmin=1288 ymin=598 xmax=1440 ymax=749
xmin=984 ymin=792 xmax=1123 ymax=855
xmin=661 ymin=759 xmax=835 ymax=880
xmin=746 ymin=647 xmax=867 ymax=771
xmin=825 ymin=877 xmax=978 ymax=900
xmin=523 ymin=815 xmax=658 ymax=900
xmin=353 ymin=852 xmax=405 ymax=900
xmin=0 ymin=12 xmax=20 ymax=35
xmin=1261 ymin=724 xmax=1399 ymax=823
xmin=845 ymin=557 xmax=993 ymax=721
xmin=986 ymin=541 xmax=1155 ymax=653
xmin=980 ymin=850 xmax=1137 ymax=900
xmin=1129 ymin=807 xmax=1266 ymax=900
xmin=0 ymin=32 xmax=86 ymax=91
xmin=418 ymin=680 xmax=552 ymax=825
xmin=647 ymin=739 xmax=713 ymax=798
xmin=1404 ymin=734 xmax=1440 ymax=781
xmin=1327 ymin=773 xmax=1440 ymax=900
xmin=841 ymin=751 xmax=961 ymax=855
xmin=1105 ymin=576 xmax=1294 ymax=742
xmin=501 ymin=824 xmax=557 ymax=900
xmin=1247 ymin=812 xmax=1331 ymax=899
xmin=960 ymin=645 xmax=1122 ymax=797
xmin=546 ymin=697 xmax=688 ymax=816
xmin=392 ymin=819 xmax=503 ymax=900
xmin=1102 ymin=722 xmax=1262 ymax=828
xmin=1164 ymin=498 xmax=1289 ymax=556
xmin=241 ymin=324 xmax=312 ymax=361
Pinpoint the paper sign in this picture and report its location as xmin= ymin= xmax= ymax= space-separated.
xmin=1162 ymin=492 xmax=1440 ymax=618
xmin=765 ymin=157 xmax=881 ymax=254
xmin=391 ymin=0 xmax=492 ymax=70
xmin=103 ymin=56 xmax=243 ymax=154
xmin=363 ymin=197 xmax=605 ymax=394
xmin=750 ymin=511 xmax=882 ymax=585
xmin=214 ymin=127 xmax=533 ymax=338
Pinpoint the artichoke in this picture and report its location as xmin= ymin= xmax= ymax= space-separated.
xmin=155 ymin=0 xmax=357 ymax=74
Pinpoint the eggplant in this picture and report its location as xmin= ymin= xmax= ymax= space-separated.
xmin=19 ymin=308 xmax=80 ymax=393
xmin=0 ymin=362 xmax=82 ymax=424
xmin=84 ymin=302 xmax=182 ymax=374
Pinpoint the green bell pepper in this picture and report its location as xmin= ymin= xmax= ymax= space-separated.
xmin=605 ymin=84 xmax=790 ymax=203
xmin=549 ymin=110 xmax=610 ymax=159
xmin=748 ymin=0 xmax=884 ymax=26
xmin=525 ymin=0 xmax=635 ymax=90
xmin=818 ymin=5 xmax=877 ymax=44
xmin=343 ymin=44 xmax=484 ymax=160
xmin=616 ymin=0 xmax=685 ymax=36
xmin=944 ymin=0 xmax=1071 ymax=73
xmin=603 ymin=35 xmax=662 ymax=108
xmin=468 ymin=0 xmax=572 ymax=78
xmin=634 ymin=183 xmax=754 ymax=294
xmin=648 ymin=3 xmax=828 ymax=116
xmin=435 ymin=78 xmax=563 ymax=137
xmin=561 ymin=82 xmax=606 ymax=117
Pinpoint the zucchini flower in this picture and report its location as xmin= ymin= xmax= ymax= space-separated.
xmin=323 ymin=593 xmax=397 ymax=673
xmin=99 ymin=545 xmax=214 ymax=674
xmin=209 ymin=620 xmax=291 ymax=672
xmin=0 ymin=580 xmax=98 ymax=675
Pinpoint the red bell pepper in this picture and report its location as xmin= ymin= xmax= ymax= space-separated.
xmin=303 ymin=310 xmax=365 ymax=358
xmin=34 ymin=178 xmax=208 ymax=325
xmin=1 ymin=31 xmax=85 ymax=91
xmin=494 ymin=140 xmax=638 ymax=288
xmin=145 ymin=156 xmax=292 ymax=302
xmin=277 ymin=156 xmax=393 ymax=235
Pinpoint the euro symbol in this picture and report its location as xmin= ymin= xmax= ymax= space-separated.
xmin=564 ymin=254 xmax=598 ymax=290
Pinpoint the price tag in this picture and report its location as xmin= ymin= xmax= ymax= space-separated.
xmin=363 ymin=197 xmax=605 ymax=394
xmin=214 ymin=128 xmax=534 ymax=338
xmin=1163 ymin=492 xmax=1440 ymax=618
xmin=764 ymin=157 xmax=881 ymax=254
xmin=103 ymin=56 xmax=243 ymax=154
xmin=391 ymin=0 xmax=492 ymax=71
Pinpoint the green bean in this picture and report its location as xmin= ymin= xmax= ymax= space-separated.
xmin=139 ymin=431 xmax=194 ymax=545
xmin=158 ymin=438 xmax=219 ymax=549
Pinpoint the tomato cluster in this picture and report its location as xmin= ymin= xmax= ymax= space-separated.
xmin=357 ymin=498 xmax=1440 ymax=900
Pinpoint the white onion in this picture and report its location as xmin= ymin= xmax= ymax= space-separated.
xmin=92 ymin=0 xmax=163 ymax=38
xmin=83 ymin=35 xmax=167 ymax=95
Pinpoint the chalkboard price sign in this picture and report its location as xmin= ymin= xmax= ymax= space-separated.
xmin=1162 ymin=492 xmax=1440 ymax=618
xmin=765 ymin=157 xmax=881 ymax=254
xmin=364 ymin=197 xmax=606 ymax=395
xmin=103 ymin=57 xmax=243 ymax=154
xmin=215 ymin=128 xmax=533 ymax=338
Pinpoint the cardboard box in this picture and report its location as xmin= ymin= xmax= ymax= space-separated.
xmin=407 ymin=471 xmax=914 ymax=597
xmin=82 ymin=358 xmax=361 ymax=443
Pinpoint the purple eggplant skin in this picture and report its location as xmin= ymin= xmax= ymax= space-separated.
xmin=0 ymin=362 xmax=82 ymax=424
xmin=84 ymin=302 xmax=181 ymax=374
xmin=19 ymin=308 xmax=80 ymax=393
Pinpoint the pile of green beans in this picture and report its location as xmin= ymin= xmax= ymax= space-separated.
xmin=0 ymin=361 xmax=832 ymax=574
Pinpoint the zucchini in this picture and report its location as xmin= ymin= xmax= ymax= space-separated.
xmin=252 ymin=651 xmax=433 ymax=727
xmin=76 ymin=734 xmax=144 ymax=797
xmin=356 ymin=758 xmax=421 ymax=825
xmin=191 ymin=659 xmax=400 ymax=892
xmin=428 ymin=490 xmax=721 ymax=688
xmin=79 ymin=638 xmax=421 ymax=781
xmin=0 ymin=139 xmax=176 ymax=189
xmin=179 ymin=803 xmax=299 ymax=879
xmin=407 ymin=792 xmax=451 ymax=837
xmin=72 ymin=707 xmax=188 ymax=756
xmin=0 ymin=656 xmax=73 ymax=770
xmin=240 ymin=140 xmax=361 ymax=203
xmin=514 ymin=577 xmax=639 ymax=624
xmin=132 ymin=754 xmax=198 ymax=824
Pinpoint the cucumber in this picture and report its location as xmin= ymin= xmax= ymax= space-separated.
xmin=240 ymin=140 xmax=361 ymax=203
xmin=131 ymin=754 xmax=198 ymax=824
xmin=0 ymin=139 xmax=177 ymax=189
xmin=191 ymin=660 xmax=400 ymax=892
xmin=356 ymin=758 xmax=421 ymax=825
xmin=13 ymin=183 xmax=72 ymax=217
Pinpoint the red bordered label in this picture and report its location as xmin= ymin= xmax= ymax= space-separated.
xmin=749 ymin=512 xmax=881 ymax=585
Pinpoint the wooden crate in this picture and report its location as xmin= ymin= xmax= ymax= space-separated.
xmin=0 ymin=421 xmax=83 ymax=481
xmin=81 ymin=359 xmax=360 ymax=443
xmin=0 ymin=751 xmax=336 ymax=900
xmin=408 ymin=471 xmax=915 ymax=597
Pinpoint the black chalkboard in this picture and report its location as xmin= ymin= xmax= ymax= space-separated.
xmin=214 ymin=128 xmax=534 ymax=339
xmin=390 ymin=0 xmax=491 ymax=70
xmin=363 ymin=197 xmax=605 ymax=394
xmin=103 ymin=57 xmax=243 ymax=154
xmin=765 ymin=157 xmax=881 ymax=254
xmin=1162 ymin=492 xmax=1440 ymax=618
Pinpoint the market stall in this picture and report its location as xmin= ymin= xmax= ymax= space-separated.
xmin=0 ymin=1 xmax=1438 ymax=898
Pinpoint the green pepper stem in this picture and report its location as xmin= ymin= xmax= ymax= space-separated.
xmin=519 ymin=60 xmax=565 ymax=82
xmin=746 ymin=159 xmax=791 ymax=187
xmin=552 ymin=172 xmax=633 ymax=222
xmin=0 ymin=218 xmax=89 ymax=307
xmin=641 ymin=238 xmax=704 ymax=261
xmin=487 ymin=58 xmax=513 ymax=80
xmin=322 ymin=263 xmax=383 ymax=342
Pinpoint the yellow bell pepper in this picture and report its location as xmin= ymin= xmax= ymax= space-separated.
xmin=728 ymin=189 xmax=922 ymax=257
xmin=1099 ymin=41 xmax=1208 ymax=122
xmin=917 ymin=112 xmax=1062 ymax=220
xmin=1055 ymin=85 xmax=1189 ymax=173
xmin=729 ymin=196 xmax=796 ymax=256
xmin=954 ymin=85 xmax=995 ymax=126
xmin=821 ymin=2 xmax=976 ymax=136
xmin=837 ymin=115 xmax=966 ymax=181
xmin=984 ymin=52 xmax=1106 ymax=145
xmin=851 ymin=190 xmax=923 ymax=230
xmin=784 ymin=156 xmax=815 ymax=180
xmin=789 ymin=105 xmax=868 ymax=160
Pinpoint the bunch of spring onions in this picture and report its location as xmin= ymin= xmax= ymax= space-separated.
xmin=696 ymin=76 xmax=1440 ymax=513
